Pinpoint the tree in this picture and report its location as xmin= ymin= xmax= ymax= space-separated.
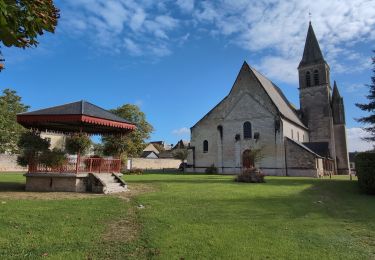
xmin=356 ymin=52 xmax=375 ymax=142
xmin=102 ymin=104 xmax=153 ymax=158
xmin=0 ymin=88 xmax=29 ymax=153
xmin=0 ymin=0 xmax=59 ymax=48
xmin=16 ymin=131 xmax=50 ymax=168
xmin=173 ymin=148 xmax=188 ymax=172
xmin=65 ymin=134 xmax=91 ymax=155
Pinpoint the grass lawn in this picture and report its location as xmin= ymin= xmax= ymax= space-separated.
xmin=0 ymin=173 xmax=374 ymax=259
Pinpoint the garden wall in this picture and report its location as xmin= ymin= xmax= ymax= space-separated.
xmin=128 ymin=158 xmax=181 ymax=170
xmin=0 ymin=154 xmax=27 ymax=172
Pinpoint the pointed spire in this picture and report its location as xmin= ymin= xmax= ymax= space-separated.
xmin=332 ymin=81 xmax=341 ymax=99
xmin=298 ymin=22 xmax=326 ymax=68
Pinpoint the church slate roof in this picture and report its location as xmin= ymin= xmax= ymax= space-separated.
xmin=302 ymin=142 xmax=330 ymax=158
xmin=19 ymin=100 xmax=132 ymax=124
xmin=298 ymin=22 xmax=326 ymax=68
xmin=249 ymin=65 xmax=307 ymax=129
xmin=287 ymin=138 xmax=324 ymax=158
xmin=191 ymin=62 xmax=307 ymax=129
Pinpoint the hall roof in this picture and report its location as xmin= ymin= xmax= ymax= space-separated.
xmin=17 ymin=100 xmax=136 ymax=135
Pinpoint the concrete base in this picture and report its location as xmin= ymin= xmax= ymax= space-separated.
xmin=24 ymin=172 xmax=118 ymax=193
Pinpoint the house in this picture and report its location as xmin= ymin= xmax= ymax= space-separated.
xmin=141 ymin=151 xmax=159 ymax=159
xmin=187 ymin=23 xmax=350 ymax=177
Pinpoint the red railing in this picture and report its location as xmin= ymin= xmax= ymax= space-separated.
xmin=28 ymin=157 xmax=122 ymax=174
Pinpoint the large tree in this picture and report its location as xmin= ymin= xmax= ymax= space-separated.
xmin=102 ymin=104 xmax=153 ymax=158
xmin=356 ymin=52 xmax=375 ymax=142
xmin=0 ymin=0 xmax=59 ymax=70
xmin=0 ymin=88 xmax=29 ymax=153
xmin=0 ymin=0 xmax=59 ymax=48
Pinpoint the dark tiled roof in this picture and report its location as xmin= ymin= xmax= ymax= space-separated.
xmin=158 ymin=151 xmax=174 ymax=159
xmin=287 ymin=138 xmax=323 ymax=158
xmin=298 ymin=22 xmax=326 ymax=68
xmin=19 ymin=100 xmax=132 ymax=124
xmin=141 ymin=151 xmax=159 ymax=158
xmin=303 ymin=142 xmax=330 ymax=158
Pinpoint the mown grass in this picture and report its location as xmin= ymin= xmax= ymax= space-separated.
xmin=0 ymin=173 xmax=374 ymax=259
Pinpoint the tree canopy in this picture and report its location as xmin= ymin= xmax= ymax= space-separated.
xmin=356 ymin=52 xmax=375 ymax=142
xmin=0 ymin=0 xmax=59 ymax=48
xmin=0 ymin=88 xmax=29 ymax=153
xmin=102 ymin=104 xmax=153 ymax=158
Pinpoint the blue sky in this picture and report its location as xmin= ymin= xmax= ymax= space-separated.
xmin=1 ymin=0 xmax=375 ymax=151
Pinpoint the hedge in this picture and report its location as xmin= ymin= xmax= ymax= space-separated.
xmin=355 ymin=152 xmax=375 ymax=195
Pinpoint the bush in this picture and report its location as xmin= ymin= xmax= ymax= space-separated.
xmin=123 ymin=168 xmax=143 ymax=175
xmin=205 ymin=164 xmax=218 ymax=174
xmin=235 ymin=168 xmax=265 ymax=183
xmin=355 ymin=152 xmax=375 ymax=194
xmin=39 ymin=149 xmax=68 ymax=169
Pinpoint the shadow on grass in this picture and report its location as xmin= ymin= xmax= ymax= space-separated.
xmin=0 ymin=182 xmax=25 ymax=192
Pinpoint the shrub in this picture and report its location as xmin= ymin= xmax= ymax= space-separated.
xmin=123 ymin=168 xmax=143 ymax=175
xmin=235 ymin=168 xmax=265 ymax=183
xmin=205 ymin=164 xmax=218 ymax=174
xmin=17 ymin=131 xmax=50 ymax=167
xmin=355 ymin=152 xmax=375 ymax=194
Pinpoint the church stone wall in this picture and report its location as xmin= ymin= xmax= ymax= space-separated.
xmin=285 ymin=138 xmax=320 ymax=178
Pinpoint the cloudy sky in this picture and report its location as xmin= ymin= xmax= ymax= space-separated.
xmin=1 ymin=0 xmax=375 ymax=151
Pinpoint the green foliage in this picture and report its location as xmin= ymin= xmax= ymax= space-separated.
xmin=0 ymin=0 xmax=59 ymax=49
xmin=123 ymin=168 xmax=143 ymax=175
xmin=39 ymin=148 xmax=67 ymax=168
xmin=356 ymin=52 xmax=375 ymax=142
xmin=235 ymin=168 xmax=265 ymax=183
xmin=205 ymin=164 xmax=218 ymax=174
xmin=102 ymin=104 xmax=153 ymax=157
xmin=172 ymin=148 xmax=188 ymax=162
xmin=355 ymin=152 xmax=375 ymax=194
xmin=16 ymin=131 xmax=50 ymax=167
xmin=65 ymin=134 xmax=91 ymax=155
xmin=0 ymin=88 xmax=29 ymax=153
xmin=92 ymin=143 xmax=104 ymax=156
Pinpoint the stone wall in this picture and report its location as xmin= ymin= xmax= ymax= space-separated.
xmin=0 ymin=154 xmax=27 ymax=172
xmin=129 ymin=158 xmax=181 ymax=170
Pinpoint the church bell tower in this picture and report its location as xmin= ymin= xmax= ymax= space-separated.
xmin=298 ymin=22 xmax=337 ymax=168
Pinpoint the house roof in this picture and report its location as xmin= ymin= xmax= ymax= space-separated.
xmin=141 ymin=151 xmax=159 ymax=158
xmin=298 ymin=22 xmax=326 ymax=68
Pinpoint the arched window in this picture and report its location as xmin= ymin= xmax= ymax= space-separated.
xmin=203 ymin=140 xmax=208 ymax=153
xmin=306 ymin=71 xmax=311 ymax=87
xmin=313 ymin=70 xmax=319 ymax=85
xmin=217 ymin=125 xmax=223 ymax=140
xmin=243 ymin=122 xmax=252 ymax=139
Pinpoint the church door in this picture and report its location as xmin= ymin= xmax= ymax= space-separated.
xmin=242 ymin=150 xmax=254 ymax=169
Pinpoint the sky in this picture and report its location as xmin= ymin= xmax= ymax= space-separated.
xmin=1 ymin=0 xmax=375 ymax=152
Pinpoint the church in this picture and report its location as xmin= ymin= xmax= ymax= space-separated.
xmin=187 ymin=23 xmax=350 ymax=177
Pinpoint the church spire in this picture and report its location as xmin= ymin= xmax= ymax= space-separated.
xmin=298 ymin=22 xmax=326 ymax=68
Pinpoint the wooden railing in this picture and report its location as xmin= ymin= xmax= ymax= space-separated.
xmin=28 ymin=157 xmax=122 ymax=174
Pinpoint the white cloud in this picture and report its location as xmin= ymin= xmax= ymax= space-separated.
xmin=176 ymin=0 xmax=195 ymax=13
xmin=347 ymin=127 xmax=374 ymax=152
xmin=172 ymin=127 xmax=190 ymax=136
xmin=60 ymin=0 xmax=375 ymax=69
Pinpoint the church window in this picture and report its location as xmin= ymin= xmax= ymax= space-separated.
xmin=306 ymin=71 xmax=311 ymax=87
xmin=303 ymin=134 xmax=305 ymax=142
xmin=243 ymin=122 xmax=252 ymax=139
xmin=203 ymin=140 xmax=208 ymax=153
xmin=291 ymin=129 xmax=294 ymax=139
xmin=313 ymin=70 xmax=319 ymax=85
xmin=297 ymin=132 xmax=300 ymax=141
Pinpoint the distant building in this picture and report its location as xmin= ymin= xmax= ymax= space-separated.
xmin=141 ymin=151 xmax=159 ymax=159
xmin=187 ymin=23 xmax=350 ymax=177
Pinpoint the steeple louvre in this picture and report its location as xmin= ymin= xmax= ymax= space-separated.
xmin=298 ymin=22 xmax=326 ymax=68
